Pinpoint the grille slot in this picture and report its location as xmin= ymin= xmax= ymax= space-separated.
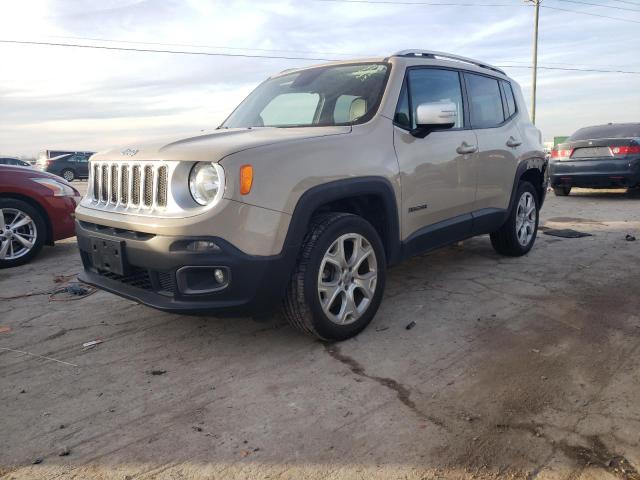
xmin=101 ymin=165 xmax=108 ymax=202
xmin=143 ymin=165 xmax=153 ymax=207
xmin=89 ymin=161 xmax=171 ymax=212
xmin=110 ymin=165 xmax=118 ymax=203
xmin=92 ymin=165 xmax=99 ymax=200
xmin=157 ymin=166 xmax=168 ymax=207
xmin=131 ymin=165 xmax=141 ymax=205
xmin=120 ymin=165 xmax=129 ymax=204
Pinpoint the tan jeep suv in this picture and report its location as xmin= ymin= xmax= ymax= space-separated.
xmin=75 ymin=50 xmax=547 ymax=340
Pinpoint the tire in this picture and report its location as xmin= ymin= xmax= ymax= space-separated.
xmin=283 ymin=212 xmax=387 ymax=341
xmin=490 ymin=181 xmax=539 ymax=257
xmin=553 ymin=186 xmax=571 ymax=196
xmin=0 ymin=198 xmax=47 ymax=268
xmin=61 ymin=169 xmax=75 ymax=182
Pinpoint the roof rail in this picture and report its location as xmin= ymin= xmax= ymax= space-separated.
xmin=393 ymin=49 xmax=505 ymax=75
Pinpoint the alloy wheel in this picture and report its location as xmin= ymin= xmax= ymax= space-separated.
xmin=515 ymin=192 xmax=536 ymax=247
xmin=0 ymin=208 xmax=38 ymax=260
xmin=317 ymin=233 xmax=378 ymax=325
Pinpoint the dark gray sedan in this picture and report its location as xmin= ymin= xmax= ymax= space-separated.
xmin=549 ymin=123 xmax=640 ymax=196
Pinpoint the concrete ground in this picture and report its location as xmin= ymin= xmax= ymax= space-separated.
xmin=1 ymin=185 xmax=639 ymax=480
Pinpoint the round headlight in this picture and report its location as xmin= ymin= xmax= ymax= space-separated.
xmin=189 ymin=162 xmax=224 ymax=206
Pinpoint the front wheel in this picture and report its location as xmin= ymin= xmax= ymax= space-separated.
xmin=283 ymin=213 xmax=386 ymax=340
xmin=0 ymin=199 xmax=46 ymax=268
xmin=61 ymin=169 xmax=75 ymax=182
xmin=490 ymin=181 xmax=539 ymax=257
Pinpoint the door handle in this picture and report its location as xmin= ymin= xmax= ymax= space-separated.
xmin=506 ymin=136 xmax=522 ymax=148
xmin=456 ymin=142 xmax=478 ymax=155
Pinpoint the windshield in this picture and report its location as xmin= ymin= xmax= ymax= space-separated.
xmin=221 ymin=63 xmax=390 ymax=129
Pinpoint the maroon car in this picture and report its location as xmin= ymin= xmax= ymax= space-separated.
xmin=0 ymin=165 xmax=80 ymax=268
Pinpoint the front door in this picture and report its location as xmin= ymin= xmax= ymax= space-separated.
xmin=393 ymin=67 xmax=478 ymax=242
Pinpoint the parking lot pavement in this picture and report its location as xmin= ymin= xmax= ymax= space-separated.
xmin=1 ymin=187 xmax=639 ymax=480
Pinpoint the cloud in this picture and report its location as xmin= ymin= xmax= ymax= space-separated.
xmin=0 ymin=0 xmax=639 ymax=156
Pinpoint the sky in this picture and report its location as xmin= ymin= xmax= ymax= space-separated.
xmin=0 ymin=0 xmax=639 ymax=157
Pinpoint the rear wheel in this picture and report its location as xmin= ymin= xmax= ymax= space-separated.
xmin=553 ymin=186 xmax=571 ymax=196
xmin=0 ymin=199 xmax=46 ymax=268
xmin=283 ymin=213 xmax=386 ymax=340
xmin=490 ymin=181 xmax=539 ymax=257
xmin=61 ymin=169 xmax=75 ymax=182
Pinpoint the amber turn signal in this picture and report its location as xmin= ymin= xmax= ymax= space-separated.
xmin=240 ymin=165 xmax=253 ymax=195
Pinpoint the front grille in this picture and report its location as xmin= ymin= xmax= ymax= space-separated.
xmin=86 ymin=160 xmax=174 ymax=214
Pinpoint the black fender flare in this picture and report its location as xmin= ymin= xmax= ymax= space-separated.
xmin=507 ymin=157 xmax=549 ymax=215
xmin=282 ymin=176 xmax=401 ymax=265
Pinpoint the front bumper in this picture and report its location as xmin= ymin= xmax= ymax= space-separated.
xmin=76 ymin=220 xmax=296 ymax=315
xmin=549 ymin=158 xmax=640 ymax=188
xmin=44 ymin=195 xmax=80 ymax=242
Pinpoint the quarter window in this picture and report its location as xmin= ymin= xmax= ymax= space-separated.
xmin=465 ymin=73 xmax=505 ymax=128
xmin=501 ymin=80 xmax=517 ymax=118
xmin=394 ymin=80 xmax=411 ymax=128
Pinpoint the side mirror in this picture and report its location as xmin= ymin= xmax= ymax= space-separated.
xmin=411 ymin=102 xmax=457 ymax=138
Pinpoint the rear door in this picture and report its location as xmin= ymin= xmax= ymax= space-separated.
xmin=73 ymin=153 xmax=91 ymax=177
xmin=465 ymin=73 xmax=522 ymax=213
xmin=393 ymin=67 xmax=478 ymax=241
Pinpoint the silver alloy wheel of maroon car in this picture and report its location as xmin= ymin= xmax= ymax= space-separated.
xmin=0 ymin=208 xmax=38 ymax=260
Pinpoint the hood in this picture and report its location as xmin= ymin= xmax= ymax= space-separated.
xmin=0 ymin=165 xmax=79 ymax=193
xmin=91 ymin=126 xmax=352 ymax=162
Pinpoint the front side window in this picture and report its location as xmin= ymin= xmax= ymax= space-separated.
xmin=466 ymin=73 xmax=505 ymax=128
xmin=408 ymin=69 xmax=464 ymax=129
xmin=222 ymin=63 xmax=389 ymax=128
xmin=394 ymin=69 xmax=464 ymax=130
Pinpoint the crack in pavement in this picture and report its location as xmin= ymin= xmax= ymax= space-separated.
xmin=323 ymin=343 xmax=447 ymax=429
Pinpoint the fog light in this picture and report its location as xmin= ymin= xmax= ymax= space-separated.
xmin=214 ymin=268 xmax=226 ymax=284
xmin=186 ymin=240 xmax=220 ymax=252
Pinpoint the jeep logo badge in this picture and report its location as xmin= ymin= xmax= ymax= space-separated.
xmin=121 ymin=148 xmax=139 ymax=156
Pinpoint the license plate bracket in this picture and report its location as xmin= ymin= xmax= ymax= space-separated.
xmin=90 ymin=238 xmax=127 ymax=275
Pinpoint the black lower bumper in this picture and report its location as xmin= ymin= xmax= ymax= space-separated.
xmin=549 ymin=158 xmax=640 ymax=188
xmin=76 ymin=220 xmax=296 ymax=316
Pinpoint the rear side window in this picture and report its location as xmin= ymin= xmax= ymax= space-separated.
xmin=501 ymin=80 xmax=517 ymax=119
xmin=465 ymin=73 xmax=505 ymax=128
xmin=569 ymin=124 xmax=640 ymax=141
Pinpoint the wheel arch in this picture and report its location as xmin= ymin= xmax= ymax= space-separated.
xmin=0 ymin=193 xmax=53 ymax=245
xmin=285 ymin=177 xmax=401 ymax=266
xmin=509 ymin=157 xmax=548 ymax=213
